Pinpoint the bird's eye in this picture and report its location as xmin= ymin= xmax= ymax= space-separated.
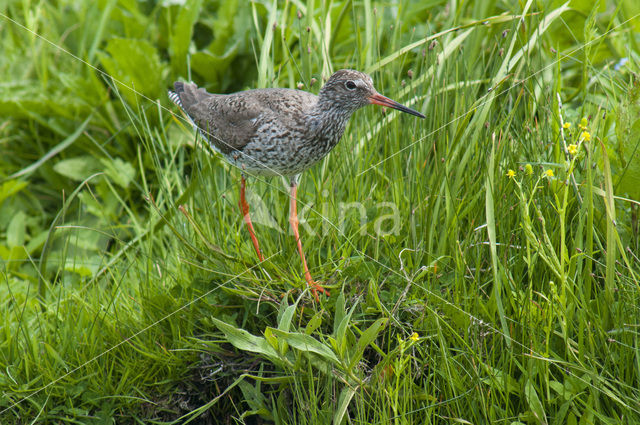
xmin=345 ymin=80 xmax=357 ymax=90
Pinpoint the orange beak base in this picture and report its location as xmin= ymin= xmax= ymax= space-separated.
xmin=368 ymin=93 xmax=425 ymax=118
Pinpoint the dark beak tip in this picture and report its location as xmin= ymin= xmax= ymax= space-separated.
xmin=396 ymin=106 xmax=425 ymax=119
xmin=369 ymin=93 xmax=425 ymax=119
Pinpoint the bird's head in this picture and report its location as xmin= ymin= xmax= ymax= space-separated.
xmin=318 ymin=69 xmax=425 ymax=118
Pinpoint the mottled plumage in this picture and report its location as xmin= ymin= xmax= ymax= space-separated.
xmin=168 ymin=69 xmax=424 ymax=300
xmin=169 ymin=69 xmax=424 ymax=177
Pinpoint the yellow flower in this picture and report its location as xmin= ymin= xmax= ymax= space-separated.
xmin=581 ymin=131 xmax=591 ymax=142
xmin=568 ymin=144 xmax=578 ymax=155
xmin=409 ymin=332 xmax=419 ymax=342
xmin=579 ymin=117 xmax=588 ymax=130
xmin=562 ymin=122 xmax=571 ymax=129
xmin=506 ymin=169 xmax=516 ymax=178
xmin=525 ymin=164 xmax=533 ymax=175
xmin=545 ymin=169 xmax=554 ymax=178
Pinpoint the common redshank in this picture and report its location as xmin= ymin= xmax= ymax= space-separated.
xmin=168 ymin=69 xmax=424 ymax=300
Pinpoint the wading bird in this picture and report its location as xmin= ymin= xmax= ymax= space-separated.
xmin=169 ymin=69 xmax=424 ymax=300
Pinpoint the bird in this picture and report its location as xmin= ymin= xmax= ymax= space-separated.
xmin=168 ymin=69 xmax=424 ymax=300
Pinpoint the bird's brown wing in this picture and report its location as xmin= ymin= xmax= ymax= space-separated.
xmin=170 ymin=83 xmax=318 ymax=155
xmin=171 ymin=82 xmax=260 ymax=154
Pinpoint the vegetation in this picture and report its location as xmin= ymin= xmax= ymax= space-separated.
xmin=1 ymin=0 xmax=639 ymax=423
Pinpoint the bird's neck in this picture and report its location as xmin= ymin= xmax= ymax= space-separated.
xmin=305 ymin=101 xmax=352 ymax=145
xmin=311 ymin=94 xmax=357 ymax=125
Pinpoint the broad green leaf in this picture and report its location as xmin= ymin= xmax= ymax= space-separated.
xmin=269 ymin=328 xmax=339 ymax=364
xmin=7 ymin=211 xmax=26 ymax=247
xmin=211 ymin=318 xmax=278 ymax=359
xmin=333 ymin=292 xmax=346 ymax=333
xmin=277 ymin=303 xmax=296 ymax=333
xmin=26 ymin=230 xmax=49 ymax=255
xmin=53 ymin=156 xmax=102 ymax=181
xmin=169 ymin=0 xmax=203 ymax=76
xmin=335 ymin=299 xmax=358 ymax=358
xmin=238 ymin=380 xmax=272 ymax=420
xmin=348 ymin=318 xmax=387 ymax=370
xmin=190 ymin=47 xmax=239 ymax=88
xmin=100 ymin=157 xmax=135 ymax=189
xmin=98 ymin=38 xmax=162 ymax=106
xmin=63 ymin=255 xmax=100 ymax=277
xmin=480 ymin=363 xmax=519 ymax=395
xmin=305 ymin=310 xmax=323 ymax=335
xmin=333 ymin=385 xmax=357 ymax=425
xmin=100 ymin=0 xmax=148 ymax=38
xmin=0 ymin=180 xmax=28 ymax=205
xmin=209 ymin=0 xmax=244 ymax=55
xmin=612 ymin=78 xmax=640 ymax=200
xmin=263 ymin=327 xmax=280 ymax=352
xmin=0 ymin=245 xmax=27 ymax=270
xmin=189 ymin=0 xmax=249 ymax=88
xmin=525 ymin=379 xmax=548 ymax=425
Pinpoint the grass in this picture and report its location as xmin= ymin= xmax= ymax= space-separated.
xmin=1 ymin=0 xmax=640 ymax=423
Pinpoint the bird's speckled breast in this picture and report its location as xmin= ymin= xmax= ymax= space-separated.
xmin=227 ymin=109 xmax=350 ymax=177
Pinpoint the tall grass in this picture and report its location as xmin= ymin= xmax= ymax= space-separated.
xmin=1 ymin=0 xmax=639 ymax=423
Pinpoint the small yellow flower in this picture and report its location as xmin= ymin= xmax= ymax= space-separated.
xmin=545 ymin=169 xmax=554 ymax=178
xmin=506 ymin=169 xmax=516 ymax=178
xmin=579 ymin=117 xmax=588 ymax=130
xmin=568 ymin=144 xmax=578 ymax=155
xmin=562 ymin=122 xmax=571 ymax=129
xmin=525 ymin=164 xmax=533 ymax=175
xmin=581 ymin=131 xmax=591 ymax=142
xmin=409 ymin=332 xmax=419 ymax=342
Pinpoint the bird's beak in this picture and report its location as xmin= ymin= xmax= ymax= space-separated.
xmin=368 ymin=93 xmax=425 ymax=118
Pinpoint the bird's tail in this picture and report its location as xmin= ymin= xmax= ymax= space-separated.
xmin=168 ymin=82 xmax=223 ymax=156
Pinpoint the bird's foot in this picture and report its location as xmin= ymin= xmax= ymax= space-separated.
xmin=309 ymin=281 xmax=330 ymax=302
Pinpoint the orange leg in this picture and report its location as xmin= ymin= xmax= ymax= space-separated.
xmin=239 ymin=176 xmax=265 ymax=262
xmin=289 ymin=182 xmax=329 ymax=301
